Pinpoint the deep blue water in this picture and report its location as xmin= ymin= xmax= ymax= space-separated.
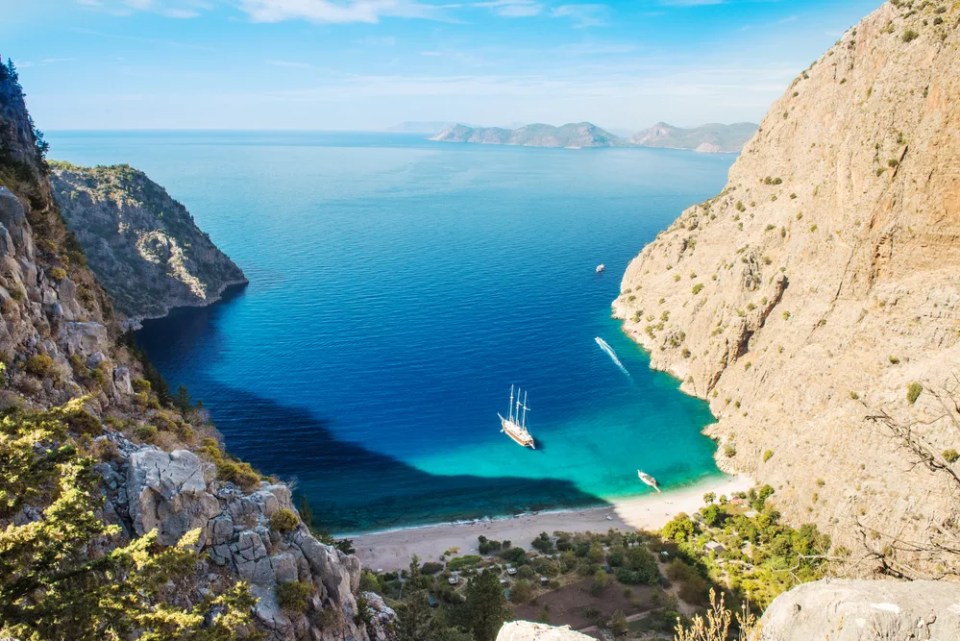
xmin=47 ymin=131 xmax=734 ymax=533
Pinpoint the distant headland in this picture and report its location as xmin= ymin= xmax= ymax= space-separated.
xmin=428 ymin=120 xmax=757 ymax=152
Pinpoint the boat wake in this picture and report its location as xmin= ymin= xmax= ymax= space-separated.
xmin=595 ymin=337 xmax=631 ymax=380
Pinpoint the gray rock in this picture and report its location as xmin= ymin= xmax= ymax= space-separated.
xmin=271 ymin=552 xmax=299 ymax=585
xmin=208 ymin=514 xmax=234 ymax=546
xmin=58 ymin=321 xmax=108 ymax=357
xmin=112 ymin=366 xmax=133 ymax=395
xmin=760 ymin=579 xmax=960 ymax=641
xmin=126 ymin=448 xmax=219 ymax=545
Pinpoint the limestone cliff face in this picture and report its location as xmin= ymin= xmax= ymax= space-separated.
xmin=0 ymin=64 xmax=117 ymax=407
xmin=50 ymin=163 xmax=247 ymax=322
xmin=614 ymin=0 xmax=960 ymax=575
xmin=0 ymin=63 xmax=389 ymax=641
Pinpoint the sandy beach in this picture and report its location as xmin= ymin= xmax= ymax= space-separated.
xmin=352 ymin=474 xmax=753 ymax=572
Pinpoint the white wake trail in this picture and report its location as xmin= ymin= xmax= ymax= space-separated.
xmin=595 ymin=337 xmax=631 ymax=379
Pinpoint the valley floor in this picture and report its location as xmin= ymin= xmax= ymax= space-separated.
xmin=353 ymin=474 xmax=753 ymax=571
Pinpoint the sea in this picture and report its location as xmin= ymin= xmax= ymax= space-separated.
xmin=46 ymin=131 xmax=735 ymax=534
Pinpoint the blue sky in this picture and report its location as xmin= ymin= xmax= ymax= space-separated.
xmin=2 ymin=0 xmax=881 ymax=131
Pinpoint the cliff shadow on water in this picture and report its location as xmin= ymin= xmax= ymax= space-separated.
xmin=136 ymin=293 xmax=608 ymax=534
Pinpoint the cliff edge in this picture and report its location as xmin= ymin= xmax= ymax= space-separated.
xmin=614 ymin=0 xmax=960 ymax=576
xmin=50 ymin=162 xmax=247 ymax=323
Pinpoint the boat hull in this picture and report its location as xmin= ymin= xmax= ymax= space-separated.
xmin=499 ymin=415 xmax=535 ymax=449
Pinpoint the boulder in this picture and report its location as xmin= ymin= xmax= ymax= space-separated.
xmin=759 ymin=579 xmax=960 ymax=641
xmin=126 ymin=448 xmax=220 ymax=545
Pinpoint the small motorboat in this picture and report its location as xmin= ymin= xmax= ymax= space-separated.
xmin=637 ymin=470 xmax=661 ymax=493
xmin=595 ymin=264 xmax=605 ymax=273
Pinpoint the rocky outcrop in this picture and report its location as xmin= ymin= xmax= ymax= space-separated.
xmin=614 ymin=0 xmax=960 ymax=575
xmin=631 ymin=122 xmax=757 ymax=153
xmin=98 ymin=439 xmax=393 ymax=641
xmin=759 ymin=579 xmax=960 ymax=640
xmin=432 ymin=122 xmax=624 ymax=148
xmin=50 ymin=162 xmax=247 ymax=323
xmin=496 ymin=621 xmax=594 ymax=641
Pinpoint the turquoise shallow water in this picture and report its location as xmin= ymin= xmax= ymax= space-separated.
xmin=47 ymin=131 xmax=734 ymax=533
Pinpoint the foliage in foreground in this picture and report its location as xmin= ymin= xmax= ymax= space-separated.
xmin=674 ymin=590 xmax=760 ymax=641
xmin=0 ymin=401 xmax=259 ymax=641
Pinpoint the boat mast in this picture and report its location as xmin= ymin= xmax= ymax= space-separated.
xmin=508 ymin=385 xmax=515 ymax=422
xmin=521 ymin=390 xmax=528 ymax=429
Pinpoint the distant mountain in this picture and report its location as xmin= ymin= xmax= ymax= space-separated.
xmin=386 ymin=121 xmax=459 ymax=134
xmin=431 ymin=122 xmax=624 ymax=148
xmin=631 ymin=121 xmax=757 ymax=153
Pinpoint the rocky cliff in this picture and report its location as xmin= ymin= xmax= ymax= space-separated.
xmin=631 ymin=122 xmax=757 ymax=153
xmin=614 ymin=0 xmax=960 ymax=577
xmin=431 ymin=122 xmax=623 ymax=148
xmin=0 ymin=60 xmax=389 ymax=641
xmin=50 ymin=162 xmax=247 ymax=323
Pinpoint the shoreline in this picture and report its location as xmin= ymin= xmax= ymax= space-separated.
xmin=352 ymin=473 xmax=753 ymax=572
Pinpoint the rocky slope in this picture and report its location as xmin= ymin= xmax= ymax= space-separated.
xmin=614 ymin=0 xmax=960 ymax=577
xmin=631 ymin=122 xmax=757 ymax=153
xmin=431 ymin=122 xmax=623 ymax=148
xmin=50 ymin=162 xmax=247 ymax=323
xmin=0 ymin=60 xmax=389 ymax=640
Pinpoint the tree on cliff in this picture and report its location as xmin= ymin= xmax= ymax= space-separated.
xmin=0 ymin=401 xmax=260 ymax=641
xmin=463 ymin=569 xmax=510 ymax=641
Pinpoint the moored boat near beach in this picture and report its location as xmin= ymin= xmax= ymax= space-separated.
xmin=499 ymin=384 xmax=535 ymax=448
xmin=638 ymin=469 xmax=661 ymax=493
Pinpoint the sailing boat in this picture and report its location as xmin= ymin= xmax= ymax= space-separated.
xmin=498 ymin=385 xmax=535 ymax=449
xmin=637 ymin=470 xmax=661 ymax=493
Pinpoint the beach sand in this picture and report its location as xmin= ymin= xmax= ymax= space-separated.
xmin=352 ymin=474 xmax=753 ymax=571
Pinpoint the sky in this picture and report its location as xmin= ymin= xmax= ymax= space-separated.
xmin=1 ymin=0 xmax=882 ymax=131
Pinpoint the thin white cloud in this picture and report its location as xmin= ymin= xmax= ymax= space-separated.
xmin=74 ymin=0 xmax=213 ymax=18
xmin=473 ymin=0 xmax=543 ymax=18
xmin=237 ymin=0 xmax=447 ymax=23
xmin=552 ymin=4 xmax=608 ymax=28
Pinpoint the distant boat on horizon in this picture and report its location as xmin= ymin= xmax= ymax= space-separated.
xmin=638 ymin=470 xmax=661 ymax=493
xmin=499 ymin=384 xmax=535 ymax=449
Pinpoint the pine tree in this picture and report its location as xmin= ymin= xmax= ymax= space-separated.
xmin=463 ymin=569 xmax=510 ymax=641
xmin=0 ymin=401 xmax=260 ymax=641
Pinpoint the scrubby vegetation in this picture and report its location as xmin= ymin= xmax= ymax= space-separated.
xmin=661 ymin=485 xmax=830 ymax=608
xmin=0 ymin=401 xmax=258 ymax=641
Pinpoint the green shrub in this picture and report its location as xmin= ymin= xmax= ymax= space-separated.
xmin=133 ymin=424 xmax=158 ymax=443
xmin=763 ymin=450 xmax=774 ymax=463
xmin=49 ymin=267 xmax=67 ymax=281
xmin=447 ymin=555 xmax=483 ymax=571
xmin=132 ymin=378 xmax=152 ymax=393
xmin=420 ymin=561 xmax=444 ymax=575
xmin=691 ymin=283 xmax=704 ymax=295
xmin=906 ymin=382 xmax=922 ymax=405
xmin=902 ymin=29 xmax=919 ymax=43
xmin=217 ymin=459 xmax=260 ymax=491
xmin=25 ymin=354 xmax=56 ymax=378
xmin=270 ymin=508 xmax=300 ymax=534
xmin=943 ymin=449 xmax=959 ymax=464
xmin=888 ymin=355 xmax=900 ymax=365
xmin=62 ymin=409 xmax=102 ymax=436
xmin=276 ymin=581 xmax=313 ymax=614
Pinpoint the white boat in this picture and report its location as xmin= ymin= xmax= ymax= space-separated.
xmin=498 ymin=384 xmax=535 ymax=449
xmin=595 ymin=264 xmax=605 ymax=273
xmin=637 ymin=470 xmax=661 ymax=493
